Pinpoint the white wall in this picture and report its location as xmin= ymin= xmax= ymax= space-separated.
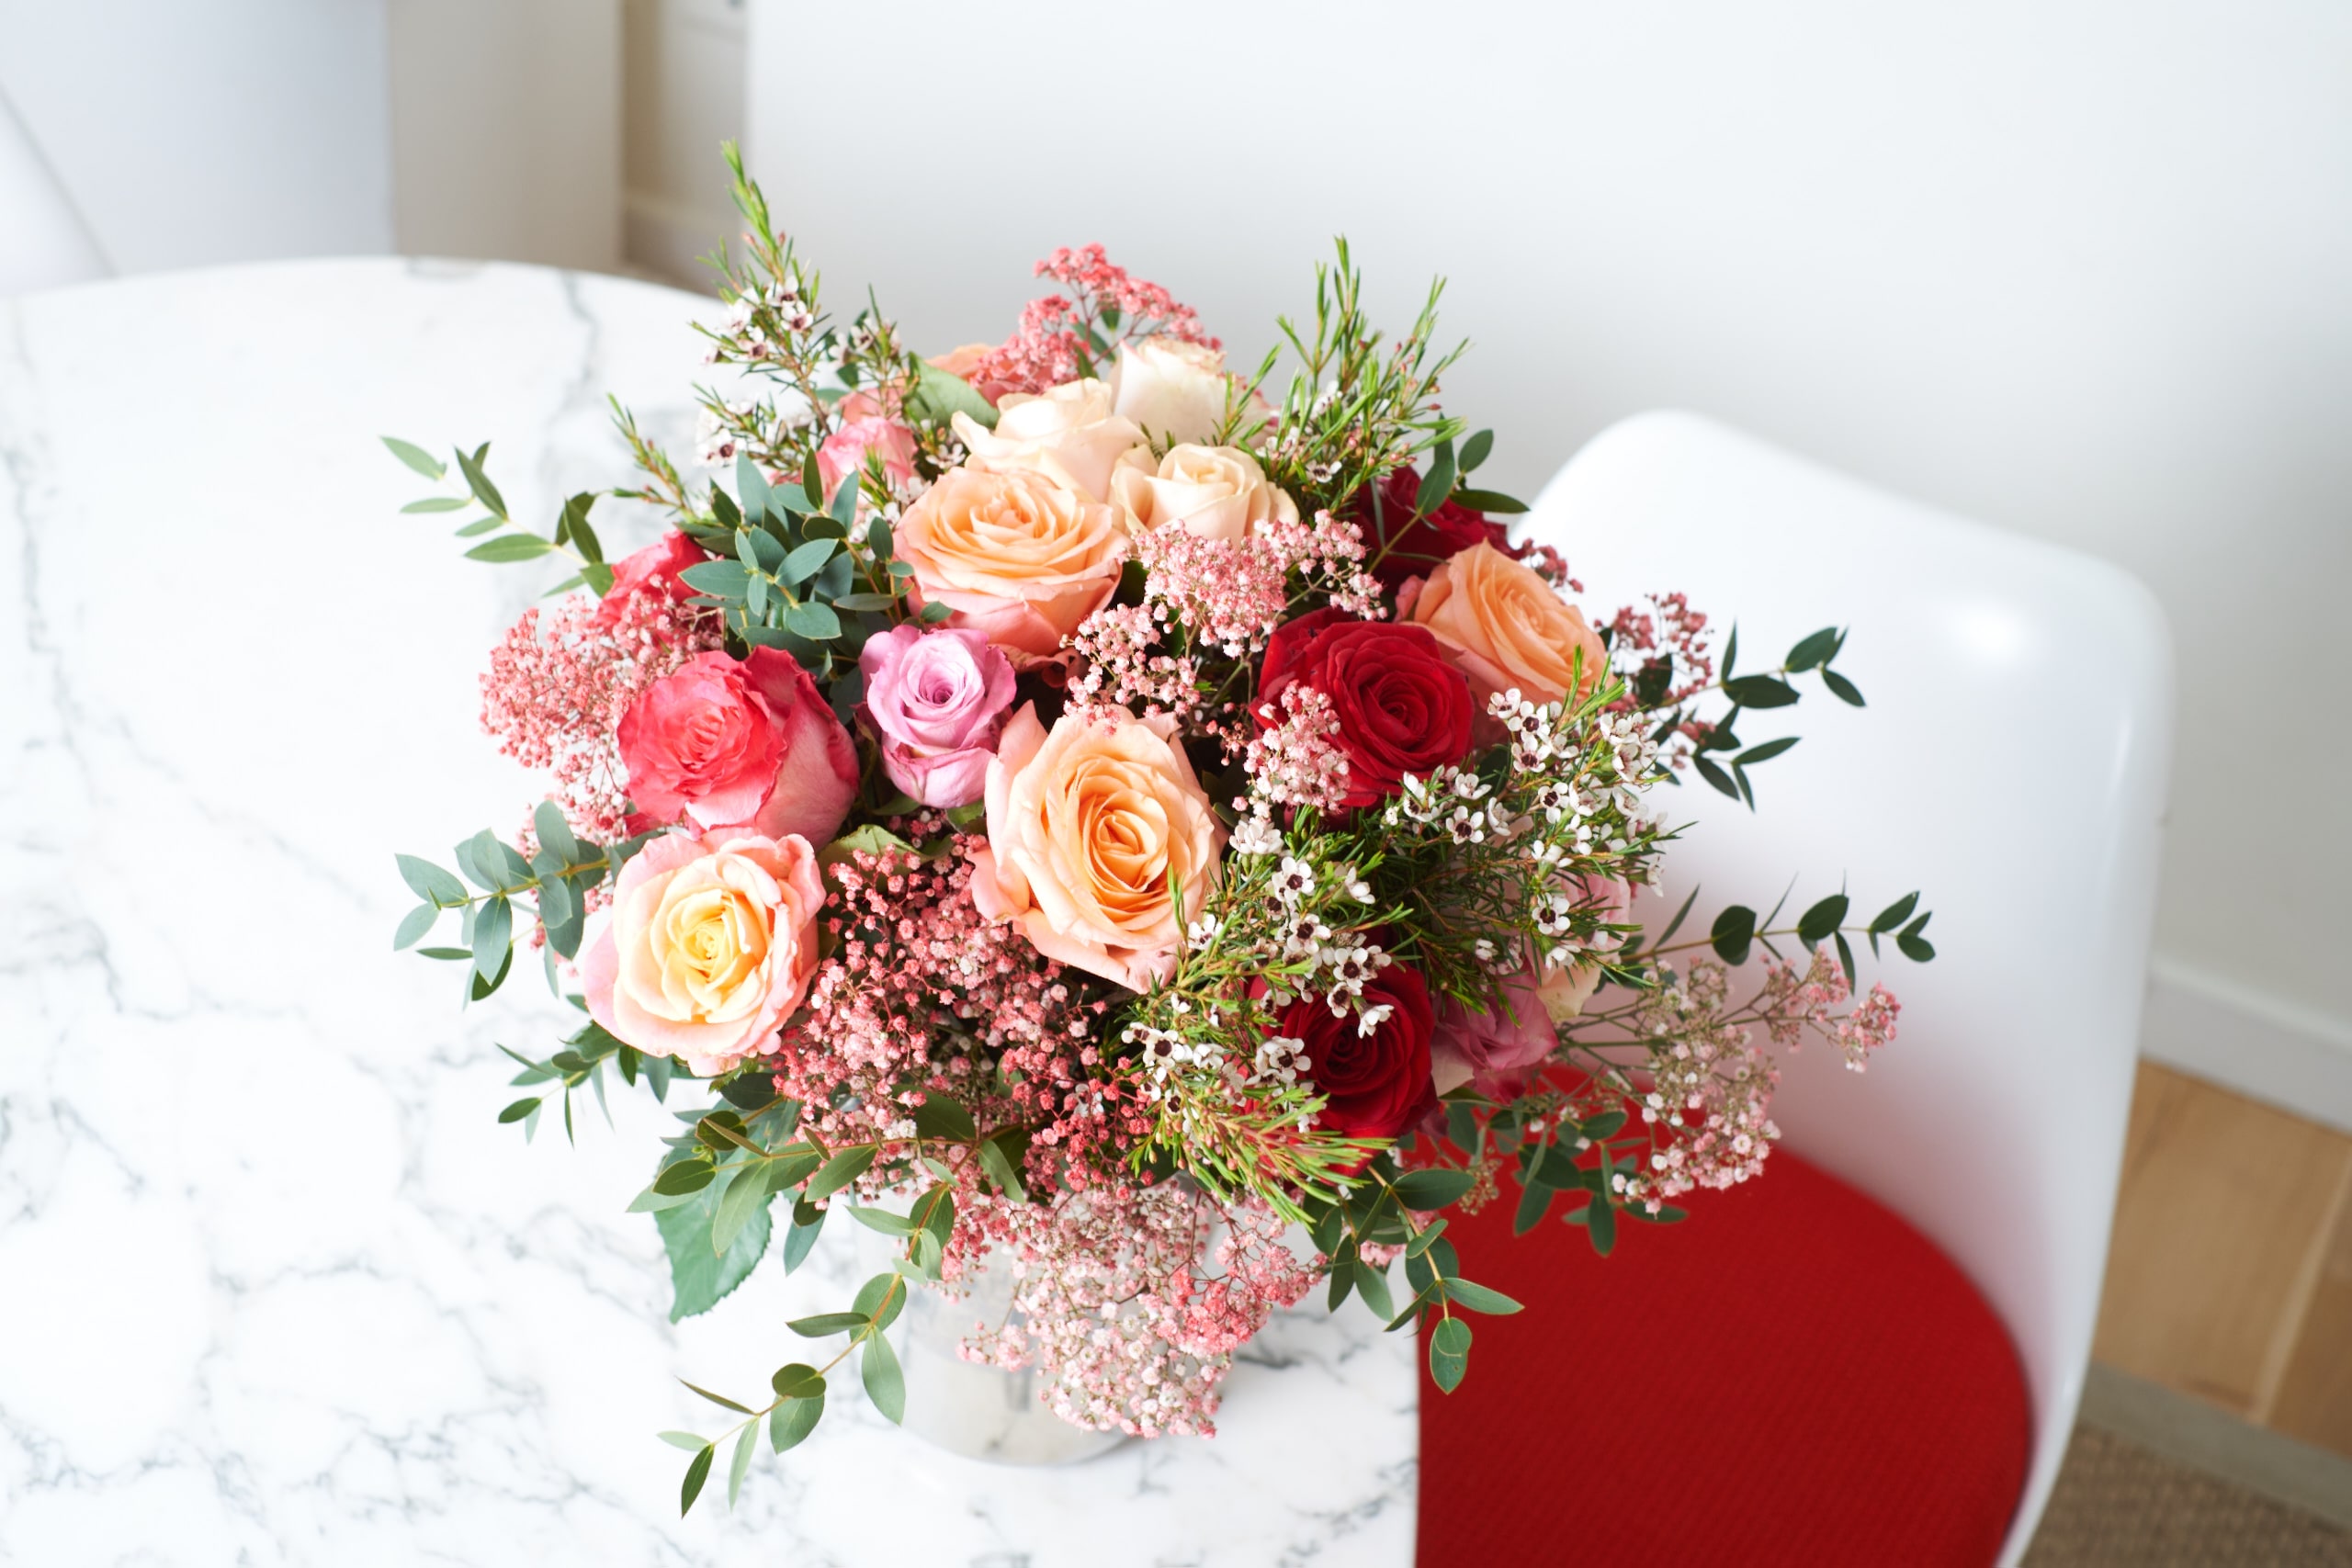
xmin=0 ymin=1 xmax=395 ymax=270
xmin=745 ymin=0 xmax=2352 ymax=1115
xmin=620 ymin=0 xmax=744 ymax=284
xmin=388 ymin=0 xmax=623 ymax=271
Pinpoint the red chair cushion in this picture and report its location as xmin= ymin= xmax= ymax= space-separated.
xmin=1418 ymin=1150 xmax=2030 ymax=1566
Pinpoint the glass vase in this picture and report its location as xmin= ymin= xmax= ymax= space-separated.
xmin=859 ymin=1235 xmax=1127 ymax=1466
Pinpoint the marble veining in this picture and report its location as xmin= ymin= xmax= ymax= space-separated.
xmin=0 ymin=261 xmax=1417 ymax=1565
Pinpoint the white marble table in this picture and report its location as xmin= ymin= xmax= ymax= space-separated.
xmin=0 ymin=260 xmax=1417 ymax=1565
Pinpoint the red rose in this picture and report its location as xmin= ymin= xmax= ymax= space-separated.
xmin=616 ymin=648 xmax=860 ymax=845
xmin=1351 ymin=467 xmax=1521 ymax=588
xmin=1280 ymin=962 xmax=1437 ymax=1148
xmin=1258 ymin=608 xmax=1474 ymax=807
xmin=594 ymin=529 xmax=709 ymax=627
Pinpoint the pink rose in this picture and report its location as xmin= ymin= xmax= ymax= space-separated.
xmin=1430 ymin=967 xmax=1559 ymax=1098
xmin=857 ymin=624 xmax=1016 ymax=808
xmin=816 ymin=416 xmax=918 ymax=504
xmin=594 ymin=529 xmax=708 ymax=628
xmin=578 ymin=830 xmax=823 ymax=1075
xmin=616 ymin=648 xmax=859 ymax=844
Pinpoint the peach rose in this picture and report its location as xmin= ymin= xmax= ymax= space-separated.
xmin=967 ymin=703 xmax=1225 ymax=990
xmin=952 ymin=378 xmax=1144 ymax=502
xmin=894 ymin=466 xmax=1129 ymax=660
xmin=578 ymin=830 xmax=823 ymax=1076
xmin=1409 ymin=540 xmax=1611 ymax=707
xmin=1109 ymin=443 xmax=1300 ymax=543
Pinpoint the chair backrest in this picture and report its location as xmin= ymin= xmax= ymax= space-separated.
xmin=0 ymin=86 xmax=107 ymax=296
xmin=1526 ymin=412 xmax=2172 ymax=1564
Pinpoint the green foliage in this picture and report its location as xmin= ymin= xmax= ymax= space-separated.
xmin=655 ymin=1169 xmax=773 ymax=1322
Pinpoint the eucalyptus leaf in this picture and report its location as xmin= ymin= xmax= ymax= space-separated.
xmin=381 ymin=435 xmax=447 ymax=479
xmin=655 ymin=1168 xmax=772 ymax=1321
xmin=860 ymin=1330 xmax=905 ymax=1424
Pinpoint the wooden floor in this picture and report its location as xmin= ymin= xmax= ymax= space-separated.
xmin=2096 ymin=1062 xmax=2352 ymax=1458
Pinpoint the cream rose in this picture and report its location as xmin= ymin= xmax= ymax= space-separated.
xmin=894 ymin=466 xmax=1129 ymax=660
xmin=577 ymin=830 xmax=824 ymax=1077
xmin=1110 ymin=336 xmax=1236 ymax=446
xmin=1409 ymin=540 xmax=1611 ymax=707
xmin=952 ymin=378 xmax=1144 ymax=502
xmin=967 ymin=703 xmax=1225 ymax=991
xmin=1109 ymin=443 xmax=1300 ymax=543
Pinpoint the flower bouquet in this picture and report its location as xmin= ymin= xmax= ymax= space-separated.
xmin=385 ymin=149 xmax=1932 ymax=1514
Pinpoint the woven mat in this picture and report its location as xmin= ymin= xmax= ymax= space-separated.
xmin=2026 ymin=1424 xmax=2352 ymax=1566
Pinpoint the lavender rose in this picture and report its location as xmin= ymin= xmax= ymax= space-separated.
xmin=857 ymin=624 xmax=1017 ymax=807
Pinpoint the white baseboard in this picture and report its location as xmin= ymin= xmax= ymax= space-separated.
xmin=2142 ymin=958 xmax=2352 ymax=1136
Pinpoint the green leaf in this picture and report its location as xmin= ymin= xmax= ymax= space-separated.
xmin=680 ymin=559 xmax=752 ymax=598
xmin=784 ymin=600 xmax=842 ymax=639
xmin=861 ymin=1330 xmax=905 ymax=1424
xmin=655 ymin=1170 xmax=773 ymax=1321
xmin=1692 ymin=754 xmax=1740 ymax=800
xmin=497 ymin=1097 xmax=540 ymax=1124
xmin=917 ymin=599 xmax=954 ymax=625
xmin=1391 ymin=1168 xmax=1476 ymax=1211
xmin=1785 ymin=626 xmax=1842 ymax=672
xmin=979 ymin=1135 xmax=1027 ymax=1201
xmin=681 ymin=1380 xmax=752 ymax=1415
xmin=658 ymin=1430 xmax=707 ymax=1451
xmin=464 ymin=533 xmax=554 ymax=563
xmin=770 ymin=1391 xmax=824 ymax=1452
xmin=401 ymin=495 xmax=469 ymax=513
xmin=1898 ymin=911 xmax=1936 ymax=963
xmin=393 ymin=902 xmax=439 ymax=950
xmin=726 ymin=1423 xmax=755 ymax=1508
xmin=383 ymin=436 xmax=447 ymax=479
xmin=1458 ymin=429 xmax=1493 ymax=472
xmin=1448 ymin=487 xmax=1527 ymax=513
xmin=455 ymin=515 xmax=504 ymax=538
xmin=1821 ymin=669 xmax=1866 ymax=707
xmin=779 ymin=536 xmax=836 ymax=587
xmin=905 ymin=362 xmax=999 ymax=429
xmin=1417 ymin=441 xmax=1457 ymax=515
xmin=1351 ymin=1257 xmax=1396 ymax=1321
xmin=911 ymin=1094 xmax=977 ymax=1142
xmin=652 ymin=1157 xmax=715 ymax=1196
xmin=471 ymin=895 xmax=512 ymax=984
xmin=679 ymin=1443 xmax=715 ymax=1516
xmin=1734 ymin=736 xmax=1799 ymax=767
xmin=1835 ymin=931 xmax=1858 ymax=989
xmin=827 ymin=473 xmax=860 ymax=528
xmin=1709 ymin=904 xmax=1756 ymax=965
xmin=833 ymin=592 xmax=898 ymax=613
xmin=1723 ymin=674 xmax=1799 ymax=708
xmin=396 ymin=853 xmax=468 ymax=906
xmin=1797 ymin=893 xmax=1849 ymax=947
xmin=770 ymin=1362 xmax=825 ymax=1401
xmin=1586 ymin=1193 xmax=1618 ymax=1256
xmin=1429 ymin=1316 xmax=1472 ymax=1393
xmin=805 ymin=1145 xmax=876 ymax=1203
xmin=782 ymin=1200 xmax=826 ymax=1272
xmin=1512 ymin=1180 xmax=1554 ymax=1235
xmin=735 ymin=453 xmax=772 ymax=521
xmin=846 ymin=1205 xmax=917 ymax=1236
xmin=788 ymin=1311 xmax=868 ymax=1337
xmin=1870 ymin=892 xmax=1919 ymax=933
xmin=1442 ymin=1279 xmax=1523 ymax=1315
xmin=710 ymin=1161 xmax=778 ymax=1256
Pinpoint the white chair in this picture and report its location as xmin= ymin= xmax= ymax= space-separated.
xmin=0 ymin=86 xmax=107 ymax=295
xmin=1528 ymin=412 xmax=2172 ymax=1565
